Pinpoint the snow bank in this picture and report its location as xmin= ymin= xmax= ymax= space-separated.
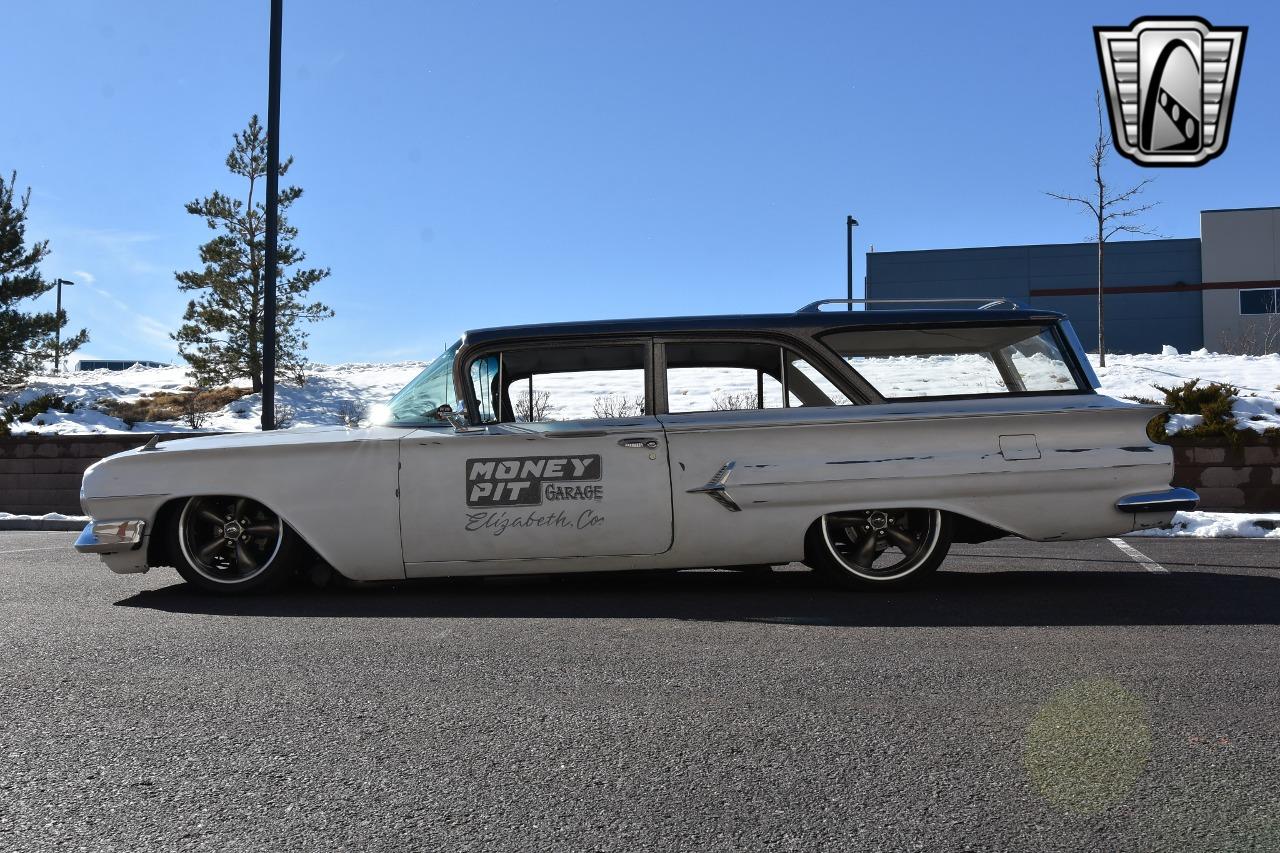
xmin=1127 ymin=511 xmax=1280 ymax=539
xmin=1090 ymin=351 xmax=1280 ymax=436
xmin=6 ymin=361 xmax=427 ymax=435
xmin=0 ymin=512 xmax=90 ymax=522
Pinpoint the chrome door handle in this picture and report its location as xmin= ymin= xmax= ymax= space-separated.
xmin=618 ymin=437 xmax=660 ymax=449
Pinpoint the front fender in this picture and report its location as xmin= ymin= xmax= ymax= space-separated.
xmin=80 ymin=429 xmax=407 ymax=581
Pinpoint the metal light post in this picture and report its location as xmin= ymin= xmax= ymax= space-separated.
xmin=845 ymin=216 xmax=859 ymax=310
xmin=52 ymin=278 xmax=75 ymax=374
xmin=261 ymin=0 xmax=283 ymax=431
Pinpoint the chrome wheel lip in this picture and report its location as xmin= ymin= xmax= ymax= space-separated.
xmin=821 ymin=509 xmax=942 ymax=582
xmin=178 ymin=497 xmax=284 ymax=585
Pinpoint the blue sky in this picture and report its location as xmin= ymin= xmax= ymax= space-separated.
xmin=7 ymin=1 xmax=1278 ymax=365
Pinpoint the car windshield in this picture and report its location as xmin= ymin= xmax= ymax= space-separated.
xmin=375 ymin=341 xmax=460 ymax=425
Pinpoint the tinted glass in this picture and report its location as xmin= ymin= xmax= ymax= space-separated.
xmin=380 ymin=342 xmax=459 ymax=424
xmin=1240 ymin=289 xmax=1279 ymax=315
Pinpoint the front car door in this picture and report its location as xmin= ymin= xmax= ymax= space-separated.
xmin=398 ymin=338 xmax=674 ymax=571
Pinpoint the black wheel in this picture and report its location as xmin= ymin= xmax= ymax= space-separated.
xmin=168 ymin=495 xmax=300 ymax=594
xmin=805 ymin=508 xmax=951 ymax=589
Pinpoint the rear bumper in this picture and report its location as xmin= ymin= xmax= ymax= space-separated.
xmin=1115 ymin=488 xmax=1199 ymax=515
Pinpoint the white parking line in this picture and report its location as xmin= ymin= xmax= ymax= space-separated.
xmin=1108 ymin=538 xmax=1169 ymax=574
xmin=0 ymin=546 xmax=71 ymax=555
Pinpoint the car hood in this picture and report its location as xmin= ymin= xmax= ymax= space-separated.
xmin=142 ymin=425 xmax=408 ymax=453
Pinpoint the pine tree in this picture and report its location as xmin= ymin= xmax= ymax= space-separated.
xmin=0 ymin=171 xmax=89 ymax=385
xmin=174 ymin=115 xmax=332 ymax=390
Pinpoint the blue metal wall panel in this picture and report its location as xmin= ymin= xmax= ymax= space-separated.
xmin=865 ymin=239 xmax=1203 ymax=353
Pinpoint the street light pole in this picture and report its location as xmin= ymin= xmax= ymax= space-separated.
xmin=261 ymin=0 xmax=283 ymax=431
xmin=845 ymin=216 xmax=859 ymax=311
xmin=52 ymin=278 xmax=74 ymax=374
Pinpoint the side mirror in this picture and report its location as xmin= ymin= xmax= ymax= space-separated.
xmin=432 ymin=404 xmax=481 ymax=433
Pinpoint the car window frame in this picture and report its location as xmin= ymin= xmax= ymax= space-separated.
xmin=653 ymin=332 xmax=870 ymax=415
xmin=459 ymin=335 xmax=657 ymax=425
xmin=815 ymin=319 xmax=1096 ymax=403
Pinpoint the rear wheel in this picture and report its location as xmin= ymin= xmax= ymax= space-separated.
xmin=806 ymin=508 xmax=951 ymax=589
xmin=169 ymin=495 xmax=300 ymax=594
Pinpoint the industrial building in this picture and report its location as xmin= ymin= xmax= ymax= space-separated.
xmin=865 ymin=206 xmax=1280 ymax=355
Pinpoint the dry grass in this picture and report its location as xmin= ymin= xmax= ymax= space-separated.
xmin=103 ymin=386 xmax=251 ymax=426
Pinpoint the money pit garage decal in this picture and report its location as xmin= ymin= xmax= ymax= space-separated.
xmin=466 ymin=455 xmax=602 ymax=507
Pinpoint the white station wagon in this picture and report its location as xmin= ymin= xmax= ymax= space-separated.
xmin=76 ymin=299 xmax=1197 ymax=593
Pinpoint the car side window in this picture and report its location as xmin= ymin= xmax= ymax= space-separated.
xmin=820 ymin=324 xmax=1084 ymax=399
xmin=663 ymin=341 xmax=852 ymax=413
xmin=469 ymin=343 xmax=648 ymax=423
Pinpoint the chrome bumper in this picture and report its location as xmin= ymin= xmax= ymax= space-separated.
xmin=74 ymin=519 xmax=146 ymax=554
xmin=1115 ymin=488 xmax=1199 ymax=514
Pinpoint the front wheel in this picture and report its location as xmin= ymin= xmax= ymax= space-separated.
xmin=805 ymin=508 xmax=951 ymax=589
xmin=169 ymin=496 xmax=301 ymax=594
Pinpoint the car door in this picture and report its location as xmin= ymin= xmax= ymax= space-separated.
xmin=398 ymin=339 xmax=674 ymax=570
xmin=657 ymin=337 xmax=863 ymax=567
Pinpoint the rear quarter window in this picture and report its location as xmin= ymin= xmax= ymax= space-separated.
xmin=819 ymin=324 xmax=1084 ymax=399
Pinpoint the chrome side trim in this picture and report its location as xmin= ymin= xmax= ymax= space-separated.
xmin=74 ymin=519 xmax=146 ymax=554
xmin=1115 ymin=488 xmax=1199 ymax=514
xmin=687 ymin=460 xmax=741 ymax=512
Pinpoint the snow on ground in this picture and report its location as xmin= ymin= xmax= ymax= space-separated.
xmin=8 ymin=361 xmax=426 ymax=434
xmin=3 ymin=348 xmax=1278 ymax=435
xmin=1127 ymin=511 xmax=1280 ymax=539
xmin=1091 ymin=350 xmax=1280 ymax=435
xmin=0 ymin=512 xmax=90 ymax=521
xmin=1090 ymin=350 xmax=1280 ymax=399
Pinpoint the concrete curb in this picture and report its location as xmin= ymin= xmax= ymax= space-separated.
xmin=0 ymin=519 xmax=88 ymax=531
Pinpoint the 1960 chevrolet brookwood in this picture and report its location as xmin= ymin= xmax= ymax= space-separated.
xmin=76 ymin=299 xmax=1197 ymax=593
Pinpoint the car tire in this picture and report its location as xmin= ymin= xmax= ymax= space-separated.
xmin=168 ymin=495 xmax=301 ymax=594
xmin=805 ymin=508 xmax=952 ymax=589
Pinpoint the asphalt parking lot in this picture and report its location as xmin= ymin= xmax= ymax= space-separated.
xmin=2 ymin=532 xmax=1279 ymax=853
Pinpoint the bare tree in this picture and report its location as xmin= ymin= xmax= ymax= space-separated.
xmin=712 ymin=390 xmax=759 ymax=411
xmin=182 ymin=388 xmax=211 ymax=430
xmin=514 ymin=389 xmax=552 ymax=422
xmin=335 ymin=399 xmax=368 ymax=427
xmin=272 ymin=404 xmax=295 ymax=430
xmin=1219 ymin=311 xmax=1280 ymax=356
xmin=591 ymin=393 xmax=644 ymax=418
xmin=1045 ymin=92 xmax=1160 ymax=366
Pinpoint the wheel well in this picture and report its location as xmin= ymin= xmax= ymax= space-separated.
xmin=802 ymin=508 xmax=1008 ymax=560
xmin=145 ymin=495 xmax=326 ymax=570
xmin=949 ymin=513 xmax=1009 ymax=544
xmin=147 ymin=498 xmax=186 ymax=568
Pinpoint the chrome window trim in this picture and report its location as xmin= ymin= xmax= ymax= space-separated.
xmin=1058 ymin=320 xmax=1102 ymax=389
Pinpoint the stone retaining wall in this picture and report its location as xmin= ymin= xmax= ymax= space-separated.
xmin=0 ymin=434 xmax=217 ymax=516
xmin=1169 ymin=438 xmax=1280 ymax=511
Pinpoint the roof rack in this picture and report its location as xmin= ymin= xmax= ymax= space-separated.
xmin=797 ymin=297 xmax=1021 ymax=313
